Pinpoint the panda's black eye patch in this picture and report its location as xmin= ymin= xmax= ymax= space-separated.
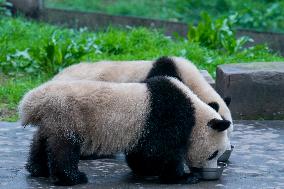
xmin=208 ymin=150 xmax=219 ymax=160
xmin=208 ymin=102 xmax=219 ymax=112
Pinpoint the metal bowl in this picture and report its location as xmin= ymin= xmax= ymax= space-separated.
xmin=218 ymin=145 xmax=234 ymax=162
xmin=191 ymin=162 xmax=227 ymax=180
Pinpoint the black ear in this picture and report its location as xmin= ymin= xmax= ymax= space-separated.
xmin=208 ymin=102 xmax=219 ymax=112
xmin=208 ymin=119 xmax=231 ymax=132
xmin=224 ymin=97 xmax=231 ymax=106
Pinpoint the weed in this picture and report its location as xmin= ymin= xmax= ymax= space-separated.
xmin=187 ymin=12 xmax=253 ymax=54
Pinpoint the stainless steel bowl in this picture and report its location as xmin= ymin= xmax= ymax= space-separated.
xmin=191 ymin=162 xmax=227 ymax=180
xmin=218 ymin=145 xmax=234 ymax=162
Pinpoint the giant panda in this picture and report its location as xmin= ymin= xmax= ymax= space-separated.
xmin=53 ymin=56 xmax=233 ymax=137
xmin=19 ymin=76 xmax=231 ymax=186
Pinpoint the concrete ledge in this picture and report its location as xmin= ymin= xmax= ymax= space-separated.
xmin=39 ymin=8 xmax=188 ymax=37
xmin=216 ymin=62 xmax=284 ymax=120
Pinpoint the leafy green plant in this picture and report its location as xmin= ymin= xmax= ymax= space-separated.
xmin=0 ymin=0 xmax=12 ymax=16
xmin=2 ymin=48 xmax=34 ymax=74
xmin=32 ymin=32 xmax=100 ymax=75
xmin=1 ymin=29 xmax=101 ymax=76
xmin=187 ymin=12 xmax=252 ymax=54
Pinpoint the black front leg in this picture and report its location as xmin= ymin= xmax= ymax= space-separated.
xmin=126 ymin=152 xmax=199 ymax=184
xmin=126 ymin=151 xmax=160 ymax=176
xmin=159 ymin=159 xmax=185 ymax=183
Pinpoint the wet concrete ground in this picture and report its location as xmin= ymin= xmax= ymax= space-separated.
xmin=0 ymin=121 xmax=284 ymax=189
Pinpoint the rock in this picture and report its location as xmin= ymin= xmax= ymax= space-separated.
xmin=216 ymin=62 xmax=284 ymax=120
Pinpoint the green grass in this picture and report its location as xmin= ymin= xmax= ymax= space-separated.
xmin=45 ymin=0 xmax=284 ymax=33
xmin=0 ymin=75 xmax=47 ymax=121
xmin=0 ymin=16 xmax=284 ymax=121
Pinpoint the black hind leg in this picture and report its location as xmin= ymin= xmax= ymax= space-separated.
xmin=26 ymin=130 xmax=49 ymax=177
xmin=46 ymin=132 xmax=88 ymax=186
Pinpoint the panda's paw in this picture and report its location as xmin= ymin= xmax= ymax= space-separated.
xmin=26 ymin=163 xmax=49 ymax=177
xmin=77 ymin=171 xmax=88 ymax=184
xmin=184 ymin=173 xmax=200 ymax=184
xmin=53 ymin=171 xmax=88 ymax=186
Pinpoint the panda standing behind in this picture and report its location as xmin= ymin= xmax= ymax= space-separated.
xmin=19 ymin=77 xmax=231 ymax=186
xmin=53 ymin=56 xmax=233 ymax=138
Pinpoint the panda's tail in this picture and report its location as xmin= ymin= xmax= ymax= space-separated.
xmin=18 ymin=87 xmax=45 ymax=127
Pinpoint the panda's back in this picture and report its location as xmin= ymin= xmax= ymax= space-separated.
xmin=53 ymin=60 xmax=153 ymax=83
xmin=21 ymin=80 xmax=150 ymax=155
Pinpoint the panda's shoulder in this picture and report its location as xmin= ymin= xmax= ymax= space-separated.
xmin=146 ymin=57 xmax=181 ymax=81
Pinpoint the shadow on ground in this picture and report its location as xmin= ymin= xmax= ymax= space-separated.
xmin=0 ymin=121 xmax=284 ymax=189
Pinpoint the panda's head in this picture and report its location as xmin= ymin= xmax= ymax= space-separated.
xmin=186 ymin=101 xmax=231 ymax=168
xmin=165 ymin=77 xmax=231 ymax=169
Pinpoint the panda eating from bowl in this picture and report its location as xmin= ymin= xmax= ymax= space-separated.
xmin=19 ymin=76 xmax=231 ymax=186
